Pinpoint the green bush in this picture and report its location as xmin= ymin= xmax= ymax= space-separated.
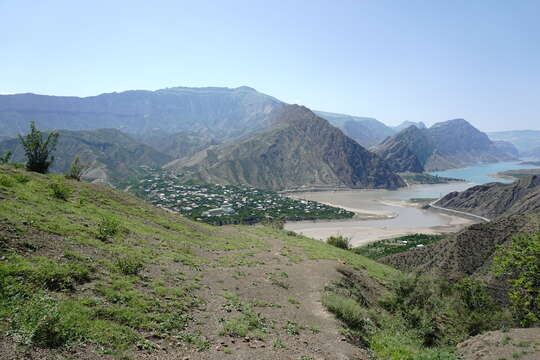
xmin=49 ymin=182 xmax=72 ymax=200
xmin=322 ymin=292 xmax=374 ymax=332
xmin=0 ymin=151 xmax=12 ymax=164
xmin=493 ymin=232 xmax=540 ymax=327
xmin=115 ymin=256 xmax=144 ymax=276
xmin=14 ymin=174 xmax=30 ymax=183
xmin=65 ymin=156 xmax=89 ymax=181
xmin=18 ymin=121 xmax=59 ymax=174
xmin=326 ymin=235 xmax=351 ymax=250
xmin=0 ymin=174 xmax=14 ymax=187
xmin=97 ymin=215 xmax=120 ymax=241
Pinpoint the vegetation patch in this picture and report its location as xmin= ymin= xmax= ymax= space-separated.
xmin=353 ymin=234 xmax=445 ymax=259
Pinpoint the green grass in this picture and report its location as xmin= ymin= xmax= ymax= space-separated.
xmin=353 ymin=234 xmax=445 ymax=259
xmin=267 ymin=228 xmax=397 ymax=282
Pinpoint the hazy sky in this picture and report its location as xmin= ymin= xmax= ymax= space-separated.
xmin=1 ymin=0 xmax=539 ymax=131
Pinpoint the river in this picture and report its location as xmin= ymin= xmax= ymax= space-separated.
xmin=284 ymin=160 xmax=538 ymax=246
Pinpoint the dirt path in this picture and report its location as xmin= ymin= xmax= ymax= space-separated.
xmin=179 ymin=232 xmax=370 ymax=360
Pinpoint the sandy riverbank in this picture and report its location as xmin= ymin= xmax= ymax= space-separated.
xmin=285 ymin=191 xmax=475 ymax=247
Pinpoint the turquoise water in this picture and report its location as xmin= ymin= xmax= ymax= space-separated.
xmin=430 ymin=160 xmax=538 ymax=185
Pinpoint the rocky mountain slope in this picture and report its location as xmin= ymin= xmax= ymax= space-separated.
xmin=524 ymin=144 xmax=540 ymax=158
xmin=373 ymin=119 xmax=515 ymax=172
xmin=493 ymin=140 xmax=520 ymax=157
xmin=314 ymin=110 xmax=395 ymax=147
xmin=372 ymin=125 xmax=433 ymax=173
xmin=136 ymin=130 xmax=219 ymax=159
xmin=167 ymin=105 xmax=405 ymax=191
xmin=0 ymin=86 xmax=284 ymax=142
xmin=382 ymin=212 xmax=540 ymax=282
xmin=0 ymin=128 xmax=171 ymax=185
xmin=434 ymin=175 xmax=540 ymax=219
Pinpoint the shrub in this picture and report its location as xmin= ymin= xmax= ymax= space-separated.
xmin=115 ymin=256 xmax=144 ymax=276
xmin=322 ymin=292 xmax=374 ymax=332
xmin=326 ymin=235 xmax=351 ymax=250
xmin=220 ymin=304 xmax=267 ymax=338
xmin=9 ymin=294 xmax=69 ymax=347
xmin=65 ymin=156 xmax=89 ymax=181
xmin=18 ymin=121 xmax=59 ymax=174
xmin=0 ymin=151 xmax=11 ymax=164
xmin=0 ymin=256 xmax=92 ymax=292
xmin=14 ymin=174 xmax=30 ymax=183
xmin=97 ymin=215 xmax=120 ymax=241
xmin=0 ymin=174 xmax=15 ymax=187
xmin=50 ymin=182 xmax=72 ymax=200
xmin=493 ymin=232 xmax=540 ymax=327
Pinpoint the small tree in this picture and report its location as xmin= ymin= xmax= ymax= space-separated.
xmin=0 ymin=151 xmax=11 ymax=164
xmin=492 ymin=232 xmax=540 ymax=326
xmin=65 ymin=156 xmax=89 ymax=181
xmin=18 ymin=121 xmax=59 ymax=174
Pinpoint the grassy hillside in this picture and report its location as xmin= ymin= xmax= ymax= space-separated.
xmin=0 ymin=164 xmax=395 ymax=359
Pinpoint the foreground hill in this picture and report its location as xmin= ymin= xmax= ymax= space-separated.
xmin=0 ymin=164 xmax=395 ymax=359
xmin=2 ymin=165 xmax=537 ymax=359
xmin=0 ymin=86 xmax=283 ymax=143
xmin=167 ymin=105 xmax=405 ymax=191
xmin=435 ymin=175 xmax=540 ymax=219
xmin=0 ymin=128 xmax=171 ymax=186
xmin=382 ymin=213 xmax=540 ymax=282
xmin=374 ymin=119 xmax=515 ymax=172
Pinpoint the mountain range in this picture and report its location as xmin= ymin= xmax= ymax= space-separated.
xmin=373 ymin=119 xmax=516 ymax=172
xmin=488 ymin=130 xmax=540 ymax=154
xmin=0 ymin=86 xmax=528 ymax=189
xmin=166 ymin=105 xmax=405 ymax=191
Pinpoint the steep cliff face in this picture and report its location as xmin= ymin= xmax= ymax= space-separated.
xmin=435 ymin=175 xmax=540 ymax=219
xmin=373 ymin=119 xmax=516 ymax=172
xmin=167 ymin=105 xmax=405 ymax=191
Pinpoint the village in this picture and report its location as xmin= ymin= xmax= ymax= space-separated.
xmin=130 ymin=169 xmax=354 ymax=225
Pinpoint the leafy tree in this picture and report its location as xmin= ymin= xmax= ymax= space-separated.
xmin=18 ymin=121 xmax=59 ymax=173
xmin=0 ymin=151 xmax=11 ymax=164
xmin=65 ymin=156 xmax=89 ymax=181
xmin=492 ymin=232 xmax=540 ymax=326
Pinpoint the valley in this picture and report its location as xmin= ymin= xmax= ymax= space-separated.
xmin=285 ymin=160 xmax=537 ymax=245
xmin=128 ymin=168 xmax=354 ymax=225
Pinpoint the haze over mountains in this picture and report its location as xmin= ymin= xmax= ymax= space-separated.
xmin=373 ymin=119 xmax=516 ymax=172
xmin=0 ymin=86 xmax=534 ymax=188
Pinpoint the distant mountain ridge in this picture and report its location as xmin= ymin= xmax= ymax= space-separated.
xmin=0 ymin=128 xmax=171 ymax=185
xmin=0 ymin=86 xmax=284 ymax=142
xmin=314 ymin=110 xmax=395 ymax=148
xmin=373 ymin=119 xmax=515 ymax=172
xmin=167 ymin=105 xmax=405 ymax=191
xmin=488 ymin=130 xmax=540 ymax=154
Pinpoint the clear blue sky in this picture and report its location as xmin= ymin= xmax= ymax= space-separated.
xmin=1 ymin=0 xmax=539 ymax=131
